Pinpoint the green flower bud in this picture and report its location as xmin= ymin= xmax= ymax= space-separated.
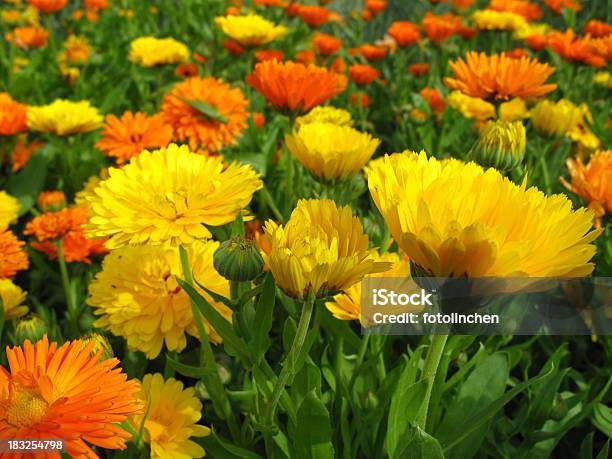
xmin=213 ymin=235 xmax=264 ymax=282
xmin=550 ymin=393 xmax=568 ymax=420
xmin=364 ymin=391 xmax=379 ymax=412
xmin=15 ymin=314 xmax=47 ymax=344
xmin=80 ymin=332 xmax=114 ymax=361
xmin=470 ymin=120 xmax=526 ymax=171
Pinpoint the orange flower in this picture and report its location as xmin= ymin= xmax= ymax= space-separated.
xmin=225 ymin=6 xmax=240 ymax=15
xmin=349 ymin=92 xmax=370 ymax=108
xmin=361 ymin=9 xmax=373 ymax=21
xmin=583 ymin=20 xmax=612 ymax=38
xmin=409 ymin=63 xmax=430 ymax=76
xmin=542 ymin=0 xmax=581 ymax=14
xmin=422 ymin=12 xmax=462 ymax=43
xmin=295 ymin=49 xmax=316 ymax=65
xmin=388 ymin=21 xmax=420 ymax=46
xmin=255 ymin=0 xmax=287 ymax=6
xmin=444 ymin=51 xmax=557 ymax=100
xmin=297 ymin=5 xmax=331 ymax=27
xmin=420 ymin=87 xmax=445 ymax=115
xmin=0 ymin=93 xmax=27 ymax=135
xmin=349 ymin=64 xmax=380 ymax=85
xmin=32 ymin=231 xmax=108 ymax=263
xmin=561 ymin=151 xmax=612 ymax=227
xmin=457 ymin=25 xmax=477 ymax=39
xmin=27 ymin=0 xmax=67 ymax=13
xmin=525 ymin=34 xmax=548 ymax=51
xmin=247 ymin=60 xmax=347 ymax=112
xmin=84 ymin=0 xmax=108 ymax=10
xmin=7 ymin=26 xmax=48 ymax=49
xmin=366 ymin=0 xmax=387 ymax=14
xmin=488 ymin=0 xmax=542 ymax=21
xmin=37 ymin=191 xmax=66 ymax=212
xmin=330 ymin=56 xmax=346 ymax=73
xmin=353 ymin=44 xmax=387 ymax=61
xmin=452 ymin=0 xmax=475 ymax=10
xmin=252 ymin=112 xmax=266 ymax=128
xmin=223 ymin=39 xmax=245 ymax=55
xmin=11 ymin=136 xmax=43 ymax=172
xmin=0 ymin=229 xmax=29 ymax=279
xmin=0 ymin=336 xmax=142 ymax=458
xmin=193 ymin=51 xmax=207 ymax=63
xmin=547 ymin=29 xmax=605 ymax=67
xmin=175 ymin=62 xmax=198 ymax=78
xmin=96 ymin=112 xmax=173 ymax=165
xmin=590 ymin=35 xmax=612 ymax=62
xmin=313 ymin=32 xmax=342 ymax=56
xmin=255 ymin=49 xmax=284 ymax=62
xmin=505 ymin=47 xmax=530 ymax=59
xmin=25 ymin=207 xmax=87 ymax=242
xmin=161 ymin=77 xmax=249 ymax=152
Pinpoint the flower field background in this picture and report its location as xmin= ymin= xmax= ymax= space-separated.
xmin=0 ymin=0 xmax=611 ymax=458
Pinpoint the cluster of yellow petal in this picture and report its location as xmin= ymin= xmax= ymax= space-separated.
xmin=215 ymin=13 xmax=287 ymax=46
xmin=472 ymin=10 xmax=528 ymax=31
xmin=27 ymin=99 xmax=102 ymax=135
xmin=0 ymin=278 xmax=28 ymax=319
xmin=367 ymin=151 xmax=600 ymax=277
xmin=446 ymin=91 xmax=528 ymax=121
xmin=295 ymin=105 xmax=353 ymax=128
xmin=129 ymin=36 xmax=189 ymax=67
xmin=0 ymin=191 xmax=20 ymax=229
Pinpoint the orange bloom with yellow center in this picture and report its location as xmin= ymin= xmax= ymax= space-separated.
xmin=561 ymin=151 xmax=612 ymax=227
xmin=488 ymin=0 xmax=542 ymax=21
xmin=349 ymin=64 xmax=380 ymax=85
xmin=0 ymin=336 xmax=142 ymax=458
xmin=444 ymin=51 xmax=557 ymax=100
xmin=247 ymin=60 xmax=347 ymax=113
xmin=7 ymin=26 xmax=49 ymax=49
xmin=296 ymin=5 xmax=331 ymax=27
xmin=388 ymin=21 xmax=420 ymax=46
xmin=0 ymin=229 xmax=29 ymax=279
xmin=96 ymin=112 xmax=174 ymax=165
xmin=547 ymin=29 xmax=606 ymax=68
xmin=27 ymin=0 xmax=67 ymax=13
xmin=161 ymin=77 xmax=249 ymax=152
xmin=422 ymin=12 xmax=462 ymax=43
xmin=313 ymin=32 xmax=342 ymax=56
xmin=0 ymin=93 xmax=27 ymax=135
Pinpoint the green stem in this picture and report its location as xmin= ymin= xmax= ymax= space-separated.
xmin=415 ymin=334 xmax=448 ymax=431
xmin=260 ymin=187 xmax=284 ymax=222
xmin=265 ymin=295 xmax=316 ymax=425
xmin=56 ymin=239 xmax=78 ymax=335
xmin=538 ymin=153 xmax=551 ymax=195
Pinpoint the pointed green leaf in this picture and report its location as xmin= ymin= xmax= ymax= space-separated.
xmin=179 ymin=97 xmax=228 ymax=123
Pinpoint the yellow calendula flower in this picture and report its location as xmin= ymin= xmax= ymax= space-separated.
xmin=27 ymin=99 xmax=102 ymax=135
xmin=215 ymin=13 xmax=287 ymax=47
xmin=447 ymin=91 xmax=528 ymax=122
xmin=593 ymin=72 xmax=612 ymax=88
xmin=86 ymin=144 xmax=262 ymax=249
xmin=285 ymin=122 xmax=380 ymax=180
xmin=499 ymin=97 xmax=529 ymax=122
xmin=0 ymin=278 xmax=28 ymax=319
xmin=470 ymin=120 xmax=526 ymax=171
xmin=74 ymin=169 xmax=108 ymax=208
xmin=61 ymin=35 xmax=90 ymax=64
xmin=295 ymin=106 xmax=353 ymax=128
xmin=368 ymin=151 xmax=600 ymax=277
xmin=87 ymin=240 xmax=231 ymax=359
xmin=263 ymin=199 xmax=391 ymax=299
xmin=472 ymin=10 xmax=528 ymax=31
xmin=129 ymin=36 xmax=189 ymax=67
xmin=0 ymin=191 xmax=20 ymax=229
xmin=326 ymin=251 xmax=410 ymax=322
xmin=132 ymin=374 xmax=211 ymax=459
xmin=513 ymin=22 xmax=551 ymax=40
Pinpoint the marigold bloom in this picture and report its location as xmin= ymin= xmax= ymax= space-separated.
xmin=37 ymin=190 xmax=66 ymax=212
xmin=86 ymin=144 xmax=262 ymax=248
xmin=0 ymin=192 xmax=20 ymax=229
xmin=542 ymin=0 xmax=581 ymax=14
xmin=161 ymin=77 xmax=249 ymax=152
xmin=444 ymin=51 xmax=556 ymax=100
xmin=366 ymin=0 xmax=387 ymax=14
xmin=27 ymin=0 xmax=66 ymax=13
xmin=589 ymin=35 xmax=612 ymax=62
xmin=452 ymin=0 xmax=475 ymax=10
xmin=88 ymin=241 xmax=231 ymax=358
xmin=263 ymin=199 xmax=391 ymax=299
xmin=472 ymin=10 xmax=527 ymax=31
xmin=215 ymin=13 xmax=287 ymax=46
xmin=223 ymin=39 xmax=245 ymax=55
xmin=132 ymin=374 xmax=211 ymax=458
xmin=313 ymin=32 xmax=342 ymax=56
xmin=447 ymin=91 xmax=495 ymax=120
xmin=84 ymin=0 xmax=108 ymax=10
xmin=0 ymin=230 xmax=29 ymax=279
xmin=505 ymin=47 xmax=530 ymax=59
xmin=6 ymin=26 xmax=48 ymax=49
xmin=422 ymin=12 xmax=462 ymax=43
xmin=0 ymin=93 xmax=27 ymax=135
xmin=25 ymin=206 xmax=87 ymax=242
xmin=326 ymin=251 xmax=410 ymax=322
xmin=409 ymin=63 xmax=430 ymax=76
xmin=255 ymin=49 xmax=284 ymax=62
xmin=352 ymin=44 xmax=387 ymax=61
xmin=420 ymin=87 xmax=445 ymax=115
xmin=368 ymin=151 xmax=600 ymax=277
xmin=11 ymin=136 xmax=43 ymax=172
xmin=61 ymin=35 xmax=91 ymax=63
xmin=96 ymin=112 xmax=173 ymax=165
xmin=471 ymin=120 xmax=526 ymax=170
xmin=129 ymin=36 xmax=189 ymax=67
xmin=295 ymin=49 xmax=316 ymax=65
xmin=350 ymin=92 xmax=371 ymax=108
xmin=349 ymin=64 xmax=380 ymax=85
xmin=285 ymin=122 xmax=379 ymax=180
xmin=296 ymin=5 xmax=331 ymax=27
xmin=27 ymin=99 xmax=102 ymax=135
xmin=247 ymin=60 xmax=347 ymax=113
xmin=0 ymin=336 xmax=142 ymax=457
xmin=388 ymin=21 xmax=420 ymax=46
xmin=561 ymin=151 xmax=612 ymax=226
xmin=547 ymin=29 xmax=605 ymax=67
xmin=32 ymin=230 xmax=108 ymax=263
xmin=530 ymin=99 xmax=586 ymax=137
xmin=593 ymin=71 xmax=612 ymax=88
xmin=499 ymin=97 xmax=529 ymax=121
xmin=525 ymin=33 xmax=548 ymax=51
xmin=583 ymin=20 xmax=612 ymax=38
xmin=488 ymin=0 xmax=542 ymax=21
xmin=0 ymin=279 xmax=28 ymax=319
xmin=295 ymin=106 xmax=352 ymax=128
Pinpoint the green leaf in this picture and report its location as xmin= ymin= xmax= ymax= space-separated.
xmin=293 ymin=391 xmax=335 ymax=459
xmin=291 ymin=361 xmax=322 ymax=407
xmin=252 ymin=272 xmax=277 ymax=365
xmin=6 ymin=153 xmax=48 ymax=215
xmin=179 ymin=97 xmax=228 ymax=123
xmin=580 ymin=432 xmax=594 ymax=459
xmin=165 ymin=354 xmax=214 ymax=379
xmin=596 ymin=440 xmax=610 ymax=459
xmin=395 ymin=425 xmax=445 ymax=459
xmin=201 ymin=431 xmax=264 ymax=459
xmin=592 ymin=402 xmax=612 ymax=437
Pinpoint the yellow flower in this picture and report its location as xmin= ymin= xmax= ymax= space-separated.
xmin=470 ymin=120 xmax=526 ymax=171
xmin=326 ymin=251 xmax=410 ymax=322
xmin=446 ymin=91 xmax=495 ymax=120
xmin=295 ymin=106 xmax=353 ymax=128
xmin=367 ymin=151 xmax=600 ymax=277
xmin=263 ymin=199 xmax=391 ymax=299
xmin=61 ymin=35 xmax=90 ymax=64
xmin=0 ymin=191 xmax=20 ymax=229
xmin=593 ymin=71 xmax=612 ymax=88
xmin=499 ymin=97 xmax=529 ymax=122
xmin=74 ymin=169 xmax=108 ymax=208
xmin=87 ymin=240 xmax=231 ymax=358
xmin=531 ymin=99 xmax=600 ymax=149
xmin=513 ymin=22 xmax=551 ymax=40
xmin=132 ymin=374 xmax=211 ymax=459
xmin=215 ymin=13 xmax=287 ymax=46
xmin=0 ymin=278 xmax=28 ymax=319
xmin=129 ymin=36 xmax=189 ymax=67
xmin=472 ymin=10 xmax=528 ymax=31
xmin=86 ymin=144 xmax=262 ymax=249
xmin=285 ymin=122 xmax=380 ymax=180
xmin=27 ymin=99 xmax=102 ymax=135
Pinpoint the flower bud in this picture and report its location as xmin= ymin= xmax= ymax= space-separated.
xmin=15 ymin=314 xmax=47 ymax=344
xmin=80 ymin=332 xmax=114 ymax=360
xmin=470 ymin=120 xmax=526 ymax=171
xmin=213 ymin=235 xmax=264 ymax=282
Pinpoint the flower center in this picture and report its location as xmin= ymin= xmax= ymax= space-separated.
xmin=6 ymin=386 xmax=49 ymax=428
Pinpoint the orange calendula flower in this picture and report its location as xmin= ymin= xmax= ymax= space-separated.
xmin=542 ymin=0 xmax=581 ymax=14
xmin=0 ymin=93 xmax=27 ymax=135
xmin=547 ymin=29 xmax=606 ymax=68
xmin=583 ymin=20 xmax=612 ymax=38
xmin=161 ymin=77 xmax=249 ymax=152
xmin=247 ymin=60 xmax=347 ymax=113
xmin=296 ymin=5 xmax=331 ymax=27
xmin=37 ymin=190 xmax=66 ymax=212
xmin=488 ymin=0 xmax=542 ymax=21
xmin=452 ymin=0 xmax=475 ymax=10
xmin=366 ymin=0 xmax=387 ymax=14
xmin=7 ymin=26 xmax=48 ymax=49
xmin=0 ymin=336 xmax=142 ymax=457
xmin=84 ymin=0 xmax=109 ymax=10
xmin=352 ymin=44 xmax=387 ymax=61
xmin=175 ymin=62 xmax=198 ymax=78
xmin=561 ymin=151 xmax=612 ymax=227
xmin=409 ymin=63 xmax=430 ymax=76
xmin=255 ymin=49 xmax=284 ymax=62
xmin=505 ymin=48 xmax=530 ymax=59
xmin=11 ymin=136 xmax=43 ymax=172
xmin=422 ymin=12 xmax=462 ymax=43
xmin=24 ymin=207 xmax=87 ymax=242
xmin=27 ymin=0 xmax=67 ymax=13
xmin=525 ymin=33 xmax=548 ymax=51
xmin=223 ymin=39 xmax=245 ymax=55
xmin=349 ymin=64 xmax=380 ymax=85
xmin=0 ymin=229 xmax=29 ymax=279
xmin=96 ymin=112 xmax=174 ymax=165
xmin=313 ymin=32 xmax=342 ymax=56
xmin=349 ymin=92 xmax=370 ymax=108
xmin=295 ymin=49 xmax=316 ymax=65
xmin=590 ymin=35 xmax=612 ymax=62
xmin=388 ymin=21 xmax=420 ymax=46
xmin=420 ymin=87 xmax=445 ymax=115
xmin=444 ymin=51 xmax=557 ymax=100
xmin=32 ymin=231 xmax=108 ymax=263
